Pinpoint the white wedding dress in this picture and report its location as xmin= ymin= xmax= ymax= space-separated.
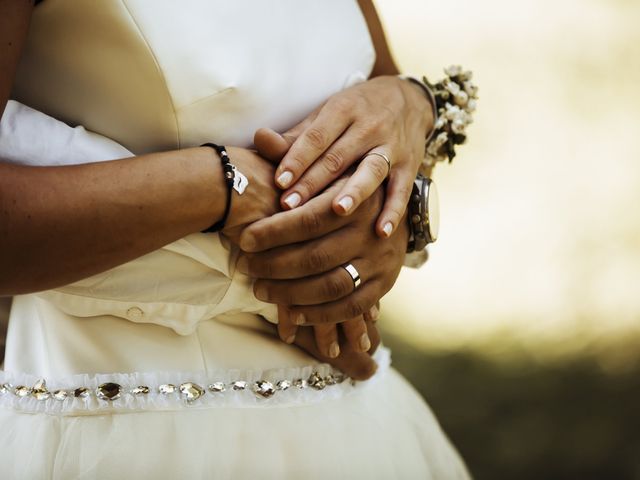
xmin=0 ymin=1 xmax=470 ymax=478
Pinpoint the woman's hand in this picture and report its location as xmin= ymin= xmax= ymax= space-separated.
xmin=255 ymin=75 xmax=433 ymax=238
xmin=237 ymin=178 xmax=409 ymax=357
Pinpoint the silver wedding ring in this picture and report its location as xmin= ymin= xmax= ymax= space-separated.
xmin=365 ymin=152 xmax=391 ymax=177
xmin=342 ymin=263 xmax=361 ymax=290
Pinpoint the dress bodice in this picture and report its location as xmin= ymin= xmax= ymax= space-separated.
xmin=3 ymin=1 xmax=376 ymax=378
xmin=13 ymin=0 xmax=375 ymax=154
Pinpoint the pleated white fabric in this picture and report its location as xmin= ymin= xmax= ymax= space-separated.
xmin=0 ymin=1 xmax=470 ymax=478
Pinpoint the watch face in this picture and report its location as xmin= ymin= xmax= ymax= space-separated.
xmin=426 ymin=179 xmax=440 ymax=242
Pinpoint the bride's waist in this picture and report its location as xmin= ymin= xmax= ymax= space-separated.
xmin=0 ymin=346 xmax=390 ymax=415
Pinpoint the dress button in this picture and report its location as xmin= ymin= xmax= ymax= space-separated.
xmin=126 ymin=306 xmax=144 ymax=320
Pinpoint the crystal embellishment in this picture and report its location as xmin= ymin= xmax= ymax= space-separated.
xmin=14 ymin=385 xmax=31 ymax=397
xmin=32 ymin=379 xmax=50 ymax=401
xmin=52 ymin=389 xmax=68 ymax=401
xmin=231 ymin=381 xmax=247 ymax=391
xmin=276 ymin=380 xmax=291 ymax=391
xmin=0 ymin=369 xmax=353 ymax=406
xmin=130 ymin=386 xmax=150 ymax=396
xmin=96 ymin=382 xmax=122 ymax=401
xmin=253 ymin=380 xmax=276 ymax=399
xmin=158 ymin=384 xmax=176 ymax=394
xmin=179 ymin=382 xmax=205 ymax=403
xmin=74 ymin=387 xmax=90 ymax=398
xmin=308 ymin=372 xmax=326 ymax=390
xmin=208 ymin=382 xmax=226 ymax=393
xmin=293 ymin=379 xmax=308 ymax=389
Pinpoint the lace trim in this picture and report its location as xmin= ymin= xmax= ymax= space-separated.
xmin=0 ymin=347 xmax=390 ymax=415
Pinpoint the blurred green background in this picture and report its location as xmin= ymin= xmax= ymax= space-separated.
xmin=374 ymin=0 xmax=640 ymax=478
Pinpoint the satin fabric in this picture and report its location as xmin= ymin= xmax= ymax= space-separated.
xmin=1 ymin=1 xmax=470 ymax=478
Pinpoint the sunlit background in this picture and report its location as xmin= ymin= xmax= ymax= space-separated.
xmin=375 ymin=0 xmax=640 ymax=478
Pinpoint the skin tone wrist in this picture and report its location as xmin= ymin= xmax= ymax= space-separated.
xmin=0 ymin=147 xmax=226 ymax=295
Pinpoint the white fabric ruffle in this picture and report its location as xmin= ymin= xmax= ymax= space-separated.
xmin=0 ymin=348 xmax=390 ymax=415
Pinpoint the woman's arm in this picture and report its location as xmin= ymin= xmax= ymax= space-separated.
xmin=356 ymin=0 xmax=399 ymax=77
xmin=259 ymin=1 xmax=433 ymax=237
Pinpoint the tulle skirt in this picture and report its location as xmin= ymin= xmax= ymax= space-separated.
xmin=0 ymin=367 xmax=469 ymax=479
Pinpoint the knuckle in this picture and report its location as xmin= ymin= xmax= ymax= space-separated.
xmin=323 ymin=275 xmax=348 ymax=300
xmin=330 ymin=97 xmax=353 ymax=116
xmin=388 ymin=202 xmax=407 ymax=220
xmin=298 ymin=176 xmax=316 ymax=196
xmin=323 ymin=150 xmax=345 ymax=175
xmin=300 ymin=209 xmax=322 ymax=235
xmin=367 ymin=156 xmax=389 ymax=182
xmin=288 ymin=154 xmax=308 ymax=174
xmin=395 ymin=182 xmax=413 ymax=201
xmin=250 ymin=255 xmax=275 ymax=278
xmin=344 ymin=297 xmax=367 ymax=319
xmin=304 ymin=247 xmax=330 ymax=272
xmin=349 ymin=182 xmax=367 ymax=203
xmin=305 ymin=127 xmax=327 ymax=151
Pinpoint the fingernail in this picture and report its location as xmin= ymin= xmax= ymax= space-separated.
xmin=359 ymin=333 xmax=371 ymax=352
xmin=329 ymin=342 xmax=340 ymax=358
xmin=294 ymin=313 xmax=306 ymax=325
xmin=285 ymin=334 xmax=296 ymax=344
xmin=277 ymin=170 xmax=293 ymax=188
xmin=382 ymin=222 xmax=393 ymax=237
xmin=369 ymin=305 xmax=380 ymax=322
xmin=337 ymin=196 xmax=354 ymax=214
xmin=236 ymin=256 xmax=249 ymax=274
xmin=283 ymin=192 xmax=301 ymax=209
xmin=254 ymin=284 xmax=268 ymax=301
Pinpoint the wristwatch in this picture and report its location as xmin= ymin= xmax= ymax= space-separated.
xmin=404 ymin=175 xmax=440 ymax=268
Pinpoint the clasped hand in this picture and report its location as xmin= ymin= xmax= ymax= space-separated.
xmin=221 ymin=76 xmax=431 ymax=379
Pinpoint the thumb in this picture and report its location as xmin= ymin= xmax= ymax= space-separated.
xmin=254 ymin=127 xmax=291 ymax=163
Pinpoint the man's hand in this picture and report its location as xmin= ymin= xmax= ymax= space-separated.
xmin=220 ymin=147 xmax=280 ymax=244
xmin=237 ymin=178 xmax=409 ymax=357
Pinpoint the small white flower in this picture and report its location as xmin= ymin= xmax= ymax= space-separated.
xmin=434 ymin=116 xmax=447 ymax=130
xmin=454 ymin=90 xmax=469 ymax=107
xmin=464 ymin=82 xmax=478 ymax=98
xmin=445 ymin=65 xmax=463 ymax=77
xmin=461 ymin=70 xmax=473 ymax=81
xmin=466 ymin=99 xmax=477 ymax=112
xmin=451 ymin=119 xmax=466 ymax=134
xmin=427 ymin=142 xmax=440 ymax=157
xmin=444 ymin=79 xmax=460 ymax=95
xmin=445 ymin=104 xmax=462 ymax=121
xmin=435 ymin=131 xmax=449 ymax=147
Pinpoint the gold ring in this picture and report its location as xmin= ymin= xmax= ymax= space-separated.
xmin=365 ymin=152 xmax=391 ymax=177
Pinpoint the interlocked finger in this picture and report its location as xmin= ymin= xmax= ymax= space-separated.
xmin=314 ymin=323 xmax=341 ymax=359
xmin=239 ymin=178 xmax=349 ymax=253
xmin=277 ymin=305 xmax=298 ymax=344
xmin=253 ymin=259 xmax=371 ymax=305
xmin=279 ymin=127 xmax=376 ymax=209
xmin=287 ymin=279 xmax=383 ymax=326
xmin=342 ymin=317 xmax=371 ymax=353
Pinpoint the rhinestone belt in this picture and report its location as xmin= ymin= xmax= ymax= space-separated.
xmin=0 ymin=371 xmax=351 ymax=405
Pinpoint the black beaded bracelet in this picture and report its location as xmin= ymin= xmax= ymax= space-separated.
xmin=200 ymin=143 xmax=234 ymax=233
